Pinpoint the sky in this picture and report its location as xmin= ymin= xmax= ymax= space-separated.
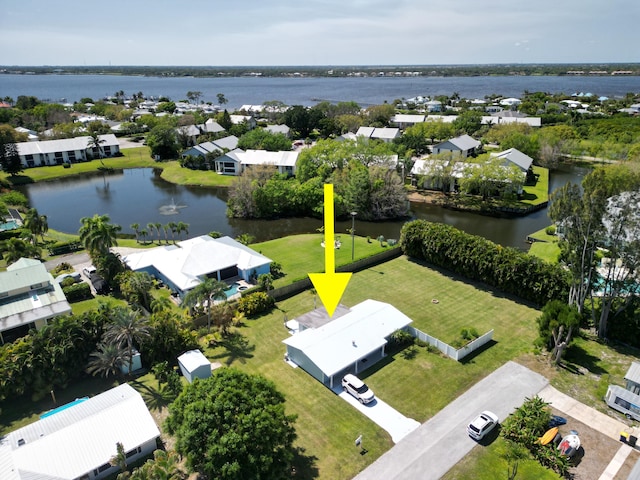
xmin=1 ymin=0 xmax=638 ymax=66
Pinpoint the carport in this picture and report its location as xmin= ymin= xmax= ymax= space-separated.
xmin=282 ymin=299 xmax=412 ymax=388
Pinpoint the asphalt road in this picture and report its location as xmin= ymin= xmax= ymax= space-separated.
xmin=353 ymin=361 xmax=549 ymax=480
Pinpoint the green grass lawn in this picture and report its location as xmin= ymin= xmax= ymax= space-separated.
xmin=200 ymin=255 xmax=542 ymax=478
xmin=252 ymin=233 xmax=389 ymax=287
xmin=527 ymin=226 xmax=561 ymax=264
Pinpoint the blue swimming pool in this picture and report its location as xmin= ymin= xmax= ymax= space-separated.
xmin=0 ymin=220 xmax=19 ymax=231
xmin=40 ymin=397 xmax=89 ymax=419
xmin=224 ymin=283 xmax=240 ymax=297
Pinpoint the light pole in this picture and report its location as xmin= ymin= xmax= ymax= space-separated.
xmin=350 ymin=211 xmax=357 ymax=262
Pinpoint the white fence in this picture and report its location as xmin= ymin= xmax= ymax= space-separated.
xmin=407 ymin=326 xmax=494 ymax=362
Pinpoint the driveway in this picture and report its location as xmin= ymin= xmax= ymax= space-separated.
xmin=335 ymin=388 xmax=420 ymax=443
xmin=353 ymin=361 xmax=549 ymax=480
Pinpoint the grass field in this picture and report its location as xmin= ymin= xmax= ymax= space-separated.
xmin=252 ymin=233 xmax=389 ymax=287
xmin=527 ymin=226 xmax=561 ymax=263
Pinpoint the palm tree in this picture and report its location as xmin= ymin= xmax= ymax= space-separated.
xmin=167 ymin=221 xmax=177 ymax=243
xmin=140 ymin=228 xmax=148 ymax=244
xmin=146 ymin=223 xmax=155 ymax=243
xmin=86 ymin=342 xmax=129 ymax=378
xmin=154 ymin=222 xmax=162 ymax=244
xmin=87 ymin=132 xmax=106 ymax=165
xmin=23 ymin=208 xmax=48 ymax=244
xmin=1 ymin=237 xmax=41 ymax=264
xmin=183 ymin=278 xmax=228 ymax=333
xmin=130 ymin=223 xmax=140 ymax=244
xmin=79 ymin=214 xmax=121 ymax=258
xmin=104 ymin=307 xmax=151 ymax=374
xmin=162 ymin=224 xmax=170 ymax=244
xmin=176 ymin=221 xmax=189 ymax=241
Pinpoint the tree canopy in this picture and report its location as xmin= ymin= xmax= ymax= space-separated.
xmin=165 ymin=368 xmax=297 ymax=480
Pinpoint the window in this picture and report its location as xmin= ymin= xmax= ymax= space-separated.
xmin=104 ymin=146 xmax=111 ymax=156
xmin=68 ymin=151 xmax=76 ymax=162
xmin=30 ymin=283 xmax=42 ymax=290
xmin=97 ymin=463 xmax=111 ymax=473
xmin=125 ymin=446 xmax=141 ymax=458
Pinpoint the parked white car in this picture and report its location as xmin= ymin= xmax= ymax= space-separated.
xmin=467 ymin=411 xmax=499 ymax=440
xmin=82 ymin=265 xmax=97 ymax=278
xmin=342 ymin=374 xmax=375 ymax=404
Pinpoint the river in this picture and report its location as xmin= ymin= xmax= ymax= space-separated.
xmin=17 ymin=165 xmax=589 ymax=250
xmin=1 ymin=74 xmax=639 ymax=108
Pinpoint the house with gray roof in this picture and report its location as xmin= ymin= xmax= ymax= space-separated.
xmin=432 ymin=134 xmax=481 ymax=158
xmin=0 ymin=258 xmax=72 ymax=344
xmin=181 ymin=135 xmax=239 ymax=159
xmin=214 ymin=149 xmax=299 ymax=176
xmin=390 ymin=114 xmax=426 ymax=129
xmin=355 ymin=126 xmax=400 ymax=143
xmin=264 ymin=124 xmax=291 ymax=137
xmin=491 ymin=148 xmax=533 ymax=173
xmin=15 ymin=134 xmax=120 ymax=168
xmin=0 ymin=383 xmax=160 ymax=480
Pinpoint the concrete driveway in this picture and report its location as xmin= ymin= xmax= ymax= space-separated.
xmin=336 ymin=388 xmax=420 ymax=443
xmin=353 ymin=361 xmax=549 ymax=480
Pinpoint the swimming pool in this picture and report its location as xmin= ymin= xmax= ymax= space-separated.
xmin=0 ymin=220 xmax=19 ymax=231
xmin=224 ymin=282 xmax=250 ymax=298
xmin=40 ymin=397 xmax=89 ymax=419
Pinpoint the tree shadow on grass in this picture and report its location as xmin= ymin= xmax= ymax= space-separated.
xmin=561 ymin=343 xmax=608 ymax=376
xmin=210 ymin=331 xmax=255 ymax=366
xmin=128 ymin=379 xmax=176 ymax=411
xmin=6 ymin=175 xmax=34 ymax=186
xmin=459 ymin=339 xmax=498 ymax=365
xmin=290 ymin=445 xmax=320 ymax=479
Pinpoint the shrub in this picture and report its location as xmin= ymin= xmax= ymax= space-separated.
xmin=237 ymin=291 xmax=275 ymax=317
xmin=62 ymin=282 xmax=92 ymax=302
xmin=545 ymin=225 xmax=556 ymax=235
xmin=48 ymin=240 xmax=82 ymax=256
xmin=0 ymin=191 xmax=28 ymax=207
xmin=51 ymin=262 xmax=73 ymax=276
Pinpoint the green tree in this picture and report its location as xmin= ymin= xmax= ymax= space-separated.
xmin=118 ymin=271 xmax=155 ymax=311
xmin=186 ymin=91 xmax=202 ymax=104
xmin=147 ymin=124 xmax=179 ymax=160
xmin=87 ymin=132 xmax=106 ymax=165
xmin=237 ymin=128 xmax=292 ymax=151
xmin=1 ymin=237 xmax=41 ymax=264
xmin=86 ymin=342 xmax=128 ymax=378
xmin=183 ymin=278 xmax=228 ymax=333
xmin=23 ymin=208 xmax=48 ymax=243
xmin=0 ymin=124 xmax=23 ymax=176
xmin=130 ymin=223 xmax=140 ymax=243
xmin=104 ymin=307 xmax=152 ymax=374
xmin=79 ymin=214 xmax=121 ymax=258
xmin=452 ymin=110 xmax=484 ymax=136
xmin=537 ymin=300 xmax=581 ymax=364
xmin=125 ymin=449 xmax=187 ymax=480
xmin=216 ymin=93 xmax=228 ymax=107
xmin=165 ymin=369 xmax=297 ymax=480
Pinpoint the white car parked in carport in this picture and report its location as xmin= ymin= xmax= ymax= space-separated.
xmin=342 ymin=374 xmax=375 ymax=404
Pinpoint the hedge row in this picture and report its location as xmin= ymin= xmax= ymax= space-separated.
xmin=400 ymin=220 xmax=569 ymax=306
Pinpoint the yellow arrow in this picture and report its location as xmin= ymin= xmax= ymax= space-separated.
xmin=309 ymin=184 xmax=352 ymax=317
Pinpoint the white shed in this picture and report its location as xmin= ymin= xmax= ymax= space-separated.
xmin=178 ymin=350 xmax=211 ymax=383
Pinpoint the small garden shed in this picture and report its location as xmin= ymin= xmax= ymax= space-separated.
xmin=178 ymin=349 xmax=211 ymax=383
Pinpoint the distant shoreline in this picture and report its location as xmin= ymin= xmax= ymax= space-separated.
xmin=1 ymin=63 xmax=639 ymax=79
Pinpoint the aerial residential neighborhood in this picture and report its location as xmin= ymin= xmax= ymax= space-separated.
xmin=0 ymin=60 xmax=640 ymax=480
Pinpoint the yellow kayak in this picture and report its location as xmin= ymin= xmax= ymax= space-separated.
xmin=538 ymin=426 xmax=559 ymax=445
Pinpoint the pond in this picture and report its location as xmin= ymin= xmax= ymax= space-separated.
xmin=17 ymin=165 xmax=590 ymax=249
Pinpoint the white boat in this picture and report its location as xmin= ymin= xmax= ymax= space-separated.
xmin=558 ymin=433 xmax=580 ymax=457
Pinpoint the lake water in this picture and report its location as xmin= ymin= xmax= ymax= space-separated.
xmin=17 ymin=165 xmax=589 ymax=249
xmin=1 ymin=73 xmax=639 ymax=108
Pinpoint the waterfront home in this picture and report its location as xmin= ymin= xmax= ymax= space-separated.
xmin=432 ymin=134 xmax=481 ymax=158
xmin=180 ymin=135 xmax=239 ymax=159
xmin=0 ymin=383 xmax=160 ymax=480
xmin=390 ymin=114 xmax=426 ymax=129
xmin=0 ymin=258 xmax=72 ymax=345
xmin=491 ymin=148 xmax=533 ymax=173
xmin=15 ymin=134 xmax=120 ymax=168
xmin=123 ymin=235 xmax=272 ymax=298
xmin=214 ymin=149 xmax=298 ymax=176
xmin=230 ymin=114 xmax=257 ymax=129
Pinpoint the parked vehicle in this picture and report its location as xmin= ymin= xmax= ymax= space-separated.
xmin=467 ymin=411 xmax=499 ymax=440
xmin=82 ymin=265 xmax=97 ymax=278
xmin=342 ymin=374 xmax=375 ymax=404
xmin=55 ymin=272 xmax=81 ymax=284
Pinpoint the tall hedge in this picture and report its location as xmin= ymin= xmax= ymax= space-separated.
xmin=400 ymin=220 xmax=568 ymax=306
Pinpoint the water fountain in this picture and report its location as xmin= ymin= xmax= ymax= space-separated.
xmin=159 ymin=197 xmax=187 ymax=215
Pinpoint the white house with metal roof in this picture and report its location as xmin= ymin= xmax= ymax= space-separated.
xmin=282 ymin=300 xmax=413 ymax=388
xmin=214 ymin=149 xmax=299 ymax=176
xmin=0 ymin=383 xmax=160 ymax=480
xmin=355 ymin=126 xmax=401 ymax=143
xmin=0 ymin=258 xmax=72 ymax=345
xmin=15 ymin=134 xmax=120 ymax=168
xmin=181 ymin=135 xmax=239 ymax=159
xmin=390 ymin=114 xmax=426 ymax=129
xmin=432 ymin=134 xmax=481 ymax=158
xmin=123 ymin=235 xmax=272 ymax=297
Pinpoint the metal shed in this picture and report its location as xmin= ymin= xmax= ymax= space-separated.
xmin=177 ymin=350 xmax=211 ymax=383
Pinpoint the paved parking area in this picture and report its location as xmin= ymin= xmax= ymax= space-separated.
xmin=353 ymin=361 xmax=549 ymax=480
xmin=335 ymin=388 xmax=420 ymax=443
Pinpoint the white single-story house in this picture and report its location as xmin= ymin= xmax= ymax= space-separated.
xmin=214 ymin=149 xmax=299 ymax=176
xmin=123 ymin=235 xmax=272 ymax=298
xmin=355 ymin=126 xmax=401 ymax=143
xmin=500 ymin=97 xmax=522 ymax=108
xmin=0 ymin=258 xmax=72 ymax=345
xmin=181 ymin=135 xmax=239 ymax=159
xmin=282 ymin=300 xmax=413 ymax=388
xmin=491 ymin=148 xmax=533 ymax=173
xmin=390 ymin=114 xmax=426 ymax=129
xmin=264 ymin=124 xmax=291 ymax=137
xmin=432 ymin=134 xmax=481 ymax=157
xmin=0 ymin=383 xmax=160 ymax=480
xmin=178 ymin=349 xmax=212 ymax=383
xmin=15 ymin=134 xmax=120 ymax=168
xmin=425 ymin=100 xmax=443 ymax=112
xmin=14 ymin=126 xmax=39 ymax=141
xmin=230 ymin=115 xmax=257 ymax=129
